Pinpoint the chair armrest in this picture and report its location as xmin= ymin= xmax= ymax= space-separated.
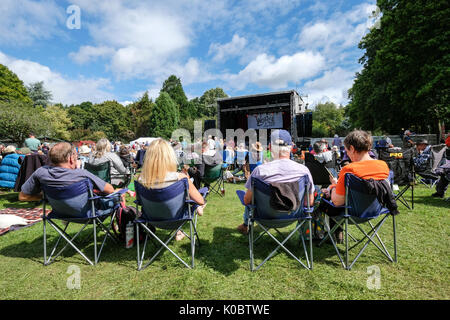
xmin=105 ymin=188 xmax=128 ymax=197
xmin=198 ymin=187 xmax=209 ymax=198
xmin=322 ymin=198 xmax=350 ymax=209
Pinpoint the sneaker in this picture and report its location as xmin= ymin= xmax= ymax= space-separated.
xmin=432 ymin=192 xmax=445 ymax=198
xmin=237 ymin=224 xmax=249 ymax=235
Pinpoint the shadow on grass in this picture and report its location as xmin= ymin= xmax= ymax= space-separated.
xmin=0 ymin=192 xmax=40 ymax=209
xmin=0 ymin=220 xmax=136 ymax=266
xmin=409 ymin=195 xmax=450 ymax=209
xmin=191 ymin=226 xmax=342 ymax=274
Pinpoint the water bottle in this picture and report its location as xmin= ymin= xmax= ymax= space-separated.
xmin=125 ymin=222 xmax=134 ymax=248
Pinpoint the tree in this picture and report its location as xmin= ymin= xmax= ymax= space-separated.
xmin=160 ymin=75 xmax=189 ymax=119
xmin=0 ymin=64 xmax=32 ymax=104
xmin=0 ymin=101 xmax=47 ymax=145
xmin=26 ymin=81 xmax=52 ymax=107
xmin=42 ymin=105 xmax=72 ymax=140
xmin=347 ymin=0 xmax=450 ymax=133
xmin=91 ymin=101 xmax=132 ymax=141
xmin=199 ymin=87 xmax=228 ymax=117
xmin=311 ymin=102 xmax=349 ymax=137
xmin=149 ymin=92 xmax=179 ymax=139
xmin=129 ymin=92 xmax=154 ymax=137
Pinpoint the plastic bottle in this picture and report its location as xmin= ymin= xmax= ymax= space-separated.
xmin=125 ymin=222 xmax=134 ymax=248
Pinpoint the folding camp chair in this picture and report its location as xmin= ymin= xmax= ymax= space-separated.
xmin=84 ymin=161 xmax=111 ymax=182
xmin=318 ymin=173 xmax=398 ymax=270
xmin=42 ymin=179 xmax=127 ymax=266
xmin=84 ymin=161 xmax=132 ymax=188
xmin=202 ymin=164 xmax=226 ymax=197
xmin=134 ymin=179 xmax=207 ymax=270
xmin=379 ymin=147 xmax=415 ymax=209
xmin=415 ymin=144 xmax=447 ymax=188
xmin=236 ymin=176 xmax=314 ymax=271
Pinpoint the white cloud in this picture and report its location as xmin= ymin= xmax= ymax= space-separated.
xmin=303 ymin=67 xmax=357 ymax=107
xmin=0 ymin=51 xmax=114 ymax=105
xmin=224 ymin=51 xmax=325 ymax=90
xmin=0 ymin=0 xmax=65 ymax=45
xmin=69 ymin=46 xmax=115 ymax=65
xmin=298 ymin=3 xmax=378 ymax=56
xmin=209 ymin=34 xmax=248 ymax=62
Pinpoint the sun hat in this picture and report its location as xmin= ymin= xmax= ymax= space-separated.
xmin=3 ymin=145 xmax=16 ymax=154
xmin=79 ymin=145 xmax=91 ymax=154
xmin=251 ymin=142 xmax=263 ymax=152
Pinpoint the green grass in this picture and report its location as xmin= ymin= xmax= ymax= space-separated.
xmin=0 ymin=183 xmax=448 ymax=300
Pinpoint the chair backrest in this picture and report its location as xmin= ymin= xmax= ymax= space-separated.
xmin=42 ymin=179 xmax=93 ymax=218
xmin=344 ymin=173 xmax=389 ymax=219
xmin=204 ymin=164 xmax=222 ymax=181
xmin=84 ymin=161 xmax=111 ymax=183
xmin=304 ymin=157 xmax=333 ymax=186
xmin=252 ymin=176 xmax=309 ymax=220
xmin=430 ymin=144 xmax=447 ymax=172
xmin=135 ymin=178 xmax=189 ymax=221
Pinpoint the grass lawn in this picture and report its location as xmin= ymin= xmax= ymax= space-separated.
xmin=0 ymin=182 xmax=448 ymax=300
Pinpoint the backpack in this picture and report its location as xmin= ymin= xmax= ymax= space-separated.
xmin=112 ymin=202 xmax=146 ymax=244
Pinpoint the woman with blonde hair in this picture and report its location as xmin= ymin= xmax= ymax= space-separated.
xmin=138 ymin=139 xmax=206 ymax=241
xmin=87 ymin=138 xmax=129 ymax=186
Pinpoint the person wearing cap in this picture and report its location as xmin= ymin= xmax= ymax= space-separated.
xmin=237 ymin=129 xmax=315 ymax=235
xmin=413 ymin=139 xmax=431 ymax=172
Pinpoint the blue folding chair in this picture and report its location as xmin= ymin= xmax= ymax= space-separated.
xmin=134 ymin=179 xmax=207 ymax=270
xmin=42 ymin=179 xmax=126 ymax=266
xmin=237 ymin=176 xmax=314 ymax=271
xmin=318 ymin=173 xmax=398 ymax=270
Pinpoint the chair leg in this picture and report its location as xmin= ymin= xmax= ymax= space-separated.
xmin=393 ymin=214 xmax=397 ymax=263
xmin=249 ymin=219 xmax=254 ymax=271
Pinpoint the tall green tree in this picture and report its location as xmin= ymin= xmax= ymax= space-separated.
xmin=311 ymin=102 xmax=349 ymax=137
xmin=150 ymin=92 xmax=179 ymax=139
xmin=0 ymin=64 xmax=32 ymax=104
xmin=129 ymin=92 xmax=154 ymax=137
xmin=26 ymin=81 xmax=53 ymax=107
xmin=160 ymin=75 xmax=190 ymax=119
xmin=42 ymin=105 xmax=72 ymax=140
xmin=91 ymin=101 xmax=133 ymax=141
xmin=347 ymin=0 xmax=450 ymax=133
xmin=199 ymin=87 xmax=228 ymax=117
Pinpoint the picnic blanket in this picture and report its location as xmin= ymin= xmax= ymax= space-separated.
xmin=0 ymin=207 xmax=49 ymax=236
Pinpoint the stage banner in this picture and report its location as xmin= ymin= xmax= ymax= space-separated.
xmin=248 ymin=112 xmax=283 ymax=129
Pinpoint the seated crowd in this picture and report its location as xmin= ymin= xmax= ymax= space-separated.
xmin=1 ymin=128 xmax=447 ymax=247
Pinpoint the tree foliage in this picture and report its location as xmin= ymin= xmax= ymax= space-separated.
xmin=0 ymin=101 xmax=47 ymax=145
xmin=26 ymin=81 xmax=53 ymax=107
xmin=150 ymin=92 xmax=179 ymax=139
xmin=128 ymin=92 xmax=154 ymax=137
xmin=160 ymin=75 xmax=189 ymax=119
xmin=347 ymin=0 xmax=450 ymax=133
xmin=42 ymin=105 xmax=72 ymax=140
xmin=311 ymin=102 xmax=349 ymax=137
xmin=0 ymin=64 xmax=32 ymax=104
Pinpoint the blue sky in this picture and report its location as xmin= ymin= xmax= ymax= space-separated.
xmin=0 ymin=0 xmax=379 ymax=107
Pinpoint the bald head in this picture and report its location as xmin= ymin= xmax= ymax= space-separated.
xmin=49 ymin=142 xmax=76 ymax=166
